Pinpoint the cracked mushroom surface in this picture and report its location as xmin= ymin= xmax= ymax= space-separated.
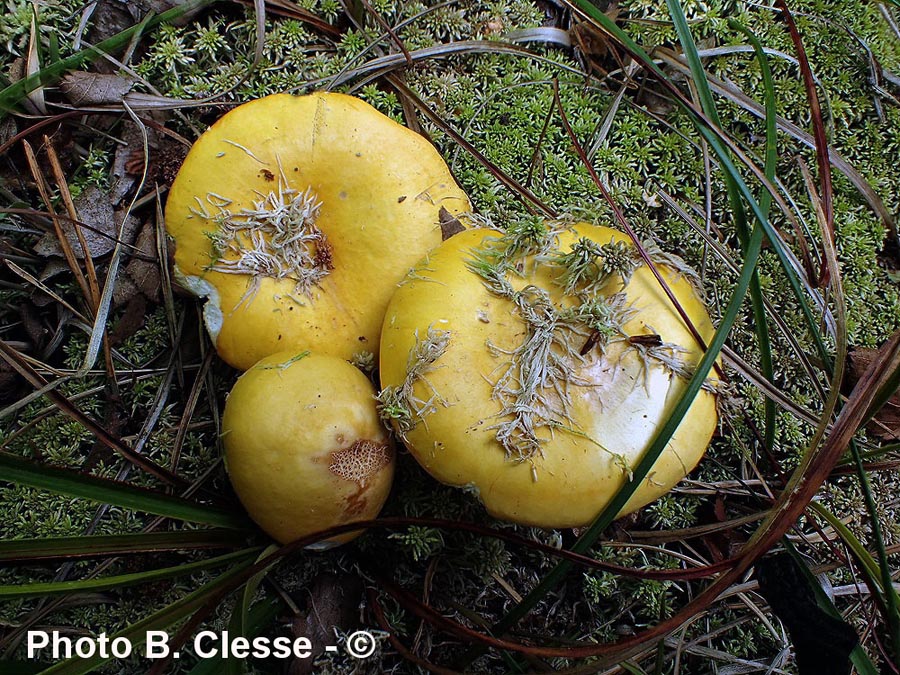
xmin=378 ymin=222 xmax=718 ymax=528
xmin=165 ymin=92 xmax=470 ymax=370
xmin=222 ymin=351 xmax=394 ymax=547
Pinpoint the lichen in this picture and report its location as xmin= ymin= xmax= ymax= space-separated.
xmin=195 ymin=172 xmax=330 ymax=304
xmin=376 ymin=326 xmax=451 ymax=436
xmin=467 ymin=225 xmax=657 ymax=468
xmin=350 ymin=350 xmax=376 ymax=373
xmin=253 ymin=350 xmax=310 ymax=371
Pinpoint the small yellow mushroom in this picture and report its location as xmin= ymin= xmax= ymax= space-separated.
xmin=223 ymin=351 xmax=394 ymax=547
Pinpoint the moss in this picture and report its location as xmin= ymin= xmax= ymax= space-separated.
xmin=388 ymin=525 xmax=445 ymax=561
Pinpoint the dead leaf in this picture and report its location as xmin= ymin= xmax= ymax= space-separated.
xmin=25 ymin=11 xmax=46 ymax=115
xmin=287 ymin=573 xmax=362 ymax=675
xmin=18 ymin=302 xmax=48 ymax=351
xmin=131 ymin=1 xmax=208 ymax=24
xmin=33 ymin=186 xmax=139 ymax=259
xmin=80 ymin=5 xmax=131 ymax=72
xmin=113 ymin=221 xmax=161 ymax=307
xmin=61 ymin=72 xmax=134 ymax=106
xmin=439 ymin=207 xmax=465 ymax=241
xmin=757 ymin=554 xmax=858 ymax=675
xmin=0 ymin=116 xmax=16 ymax=148
xmin=570 ymin=6 xmax=626 ymax=79
xmin=110 ymin=294 xmax=148 ymax=346
xmin=0 ymin=360 xmax=19 ymax=405
xmin=6 ymin=57 xmax=42 ymax=116
xmin=110 ymin=121 xmax=161 ymax=206
xmin=154 ymin=135 xmax=190 ymax=187
xmin=846 ymin=344 xmax=900 ymax=440
xmin=38 ymin=259 xmax=73 ymax=282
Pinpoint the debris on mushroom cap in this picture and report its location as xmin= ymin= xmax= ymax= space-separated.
xmin=165 ymin=92 xmax=471 ymax=371
xmin=378 ymin=221 xmax=719 ymax=528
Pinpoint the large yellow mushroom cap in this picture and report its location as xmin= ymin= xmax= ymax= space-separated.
xmin=223 ymin=351 xmax=394 ymax=547
xmin=379 ymin=223 xmax=718 ymax=528
xmin=165 ymin=92 xmax=470 ymax=370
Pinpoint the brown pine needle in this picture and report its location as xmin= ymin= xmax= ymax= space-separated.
xmin=43 ymin=135 xmax=101 ymax=311
xmin=21 ymin=139 xmax=92 ymax=304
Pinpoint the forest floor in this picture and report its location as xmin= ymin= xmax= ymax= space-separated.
xmin=1 ymin=0 xmax=900 ymax=673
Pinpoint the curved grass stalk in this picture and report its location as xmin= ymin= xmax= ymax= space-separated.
xmin=0 ymin=549 xmax=258 ymax=599
xmin=0 ymin=530 xmax=246 ymax=563
xmin=0 ymin=451 xmax=248 ymax=530
xmin=566 ymin=0 xmax=834 ymax=371
xmin=460 ymin=4 xmax=859 ymax=667
xmin=668 ymin=5 xmax=779 ymax=454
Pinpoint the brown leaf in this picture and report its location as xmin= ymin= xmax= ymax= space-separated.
xmin=846 ymin=345 xmax=900 ymax=440
xmin=0 ymin=116 xmax=16 ymax=148
xmin=438 ymin=207 xmax=465 ymax=241
xmin=7 ymin=57 xmax=42 ymax=115
xmin=61 ymin=72 xmax=134 ymax=106
xmin=84 ymin=3 xmax=136 ymax=63
xmin=110 ymin=121 xmax=161 ymax=206
xmin=25 ymin=13 xmax=46 ymax=115
xmin=570 ymin=5 xmax=625 ymax=78
xmin=37 ymin=258 xmax=72 ymax=283
xmin=113 ymin=221 xmax=161 ymax=307
xmin=18 ymin=302 xmax=48 ymax=351
xmin=713 ymin=494 xmax=727 ymax=522
xmin=286 ymin=573 xmax=362 ymax=675
xmin=0 ymin=360 xmax=20 ymax=405
xmin=110 ymin=295 xmax=148 ymax=347
xmin=33 ymin=186 xmax=139 ymax=259
xmin=154 ymin=136 xmax=190 ymax=187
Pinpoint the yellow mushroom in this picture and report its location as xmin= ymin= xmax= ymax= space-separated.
xmin=378 ymin=222 xmax=718 ymax=528
xmin=165 ymin=92 xmax=470 ymax=370
xmin=222 ymin=351 xmax=394 ymax=547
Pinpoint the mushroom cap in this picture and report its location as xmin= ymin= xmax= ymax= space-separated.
xmin=223 ymin=351 xmax=394 ymax=547
xmin=165 ymin=92 xmax=470 ymax=370
xmin=379 ymin=223 xmax=718 ymax=528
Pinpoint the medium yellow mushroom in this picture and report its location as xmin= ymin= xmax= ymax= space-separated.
xmin=222 ymin=351 xmax=394 ymax=547
xmin=165 ymin=92 xmax=470 ymax=370
xmin=378 ymin=221 xmax=718 ymax=528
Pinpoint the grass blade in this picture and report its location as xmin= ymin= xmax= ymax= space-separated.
xmin=0 ymin=340 xmax=184 ymax=487
xmin=188 ymin=596 xmax=283 ymax=675
xmin=774 ymin=0 xmax=834 ymax=285
xmin=0 ymin=549 xmax=258 ymax=599
xmin=667 ymin=1 xmax=779 ymax=453
xmin=225 ymin=545 xmax=279 ymax=675
xmin=567 ymin=0 xmax=833 ymax=368
xmin=731 ymin=19 xmax=780 ymax=449
xmin=0 ymin=530 xmax=246 ymax=563
xmin=0 ymin=451 xmax=249 ymax=530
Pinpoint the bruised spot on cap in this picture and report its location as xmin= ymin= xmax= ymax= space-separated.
xmin=344 ymin=490 xmax=368 ymax=516
xmin=329 ymin=439 xmax=391 ymax=484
